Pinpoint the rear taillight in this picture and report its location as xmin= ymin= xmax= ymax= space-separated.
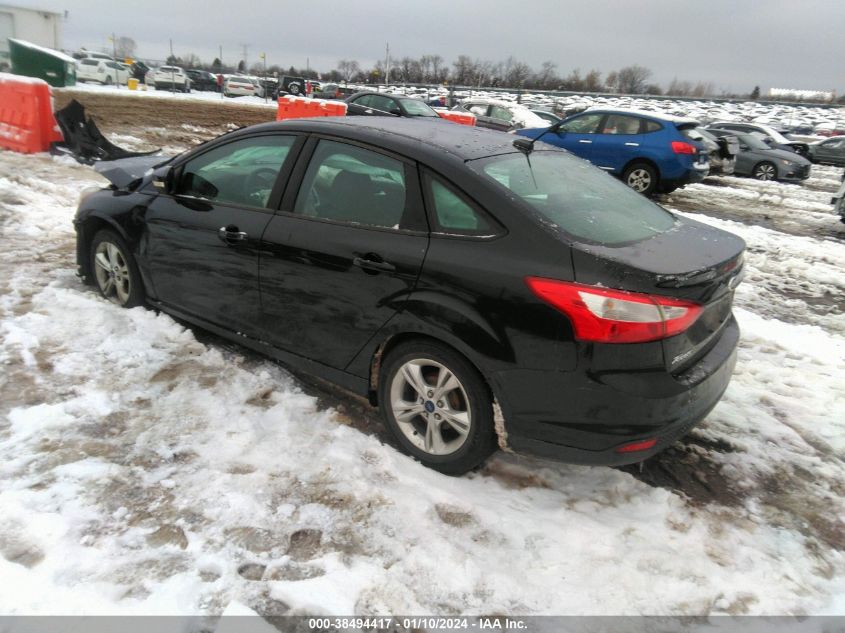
xmin=615 ymin=438 xmax=657 ymax=454
xmin=671 ymin=141 xmax=697 ymax=154
xmin=525 ymin=278 xmax=703 ymax=344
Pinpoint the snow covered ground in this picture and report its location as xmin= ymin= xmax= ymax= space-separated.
xmin=0 ymin=145 xmax=843 ymax=617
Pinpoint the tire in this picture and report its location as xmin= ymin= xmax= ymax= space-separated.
xmin=752 ymin=161 xmax=777 ymax=181
xmin=378 ymin=340 xmax=497 ymax=475
xmin=288 ymin=82 xmax=301 ymax=95
xmin=623 ymin=161 xmax=658 ymax=196
xmin=89 ymin=229 xmax=145 ymax=308
xmin=104 ymin=76 xmax=113 ymax=85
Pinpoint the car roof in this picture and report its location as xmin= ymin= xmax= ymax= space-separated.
xmin=584 ymin=107 xmax=699 ymax=125
xmin=229 ymin=117 xmax=532 ymax=162
xmin=347 ymin=91 xmax=418 ymax=101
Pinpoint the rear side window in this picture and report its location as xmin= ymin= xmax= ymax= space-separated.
xmin=294 ymin=140 xmax=407 ymax=229
xmin=602 ymin=115 xmax=641 ymax=135
xmin=490 ymin=105 xmax=513 ymax=122
xmin=474 ymin=152 xmax=676 ymax=245
xmin=643 ymin=120 xmax=662 ymax=133
xmin=423 ymin=173 xmax=496 ymax=236
xmin=80 ymin=59 xmax=99 ymax=66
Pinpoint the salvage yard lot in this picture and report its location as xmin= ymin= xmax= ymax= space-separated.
xmin=0 ymin=93 xmax=844 ymax=616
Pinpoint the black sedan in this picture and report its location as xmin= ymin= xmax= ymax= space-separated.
xmin=185 ymin=69 xmax=219 ymax=92
xmin=344 ymin=91 xmax=441 ymax=118
xmin=74 ymin=118 xmax=744 ymax=475
xmin=707 ymin=129 xmax=812 ymax=182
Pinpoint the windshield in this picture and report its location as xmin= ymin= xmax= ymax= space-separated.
xmin=472 ymin=151 xmax=676 ymax=245
xmin=400 ymin=98 xmax=439 ymax=117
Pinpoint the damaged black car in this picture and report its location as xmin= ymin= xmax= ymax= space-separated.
xmin=74 ymin=118 xmax=745 ymax=474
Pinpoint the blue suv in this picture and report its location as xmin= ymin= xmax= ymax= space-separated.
xmin=515 ymin=109 xmax=710 ymax=196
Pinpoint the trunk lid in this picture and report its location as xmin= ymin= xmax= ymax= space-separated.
xmin=571 ymin=215 xmax=745 ymax=372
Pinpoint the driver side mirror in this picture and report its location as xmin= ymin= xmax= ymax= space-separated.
xmin=152 ymin=165 xmax=173 ymax=193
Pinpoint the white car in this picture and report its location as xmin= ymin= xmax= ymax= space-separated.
xmin=154 ymin=66 xmax=191 ymax=92
xmin=79 ymin=51 xmax=114 ymax=62
xmin=76 ymin=59 xmax=129 ymax=85
xmin=223 ymin=76 xmax=257 ymax=97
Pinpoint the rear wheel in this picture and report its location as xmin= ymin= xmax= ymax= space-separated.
xmin=623 ymin=162 xmax=658 ymax=196
xmin=104 ymin=76 xmax=113 ymax=85
xmin=89 ymin=229 xmax=144 ymax=308
xmin=379 ymin=341 xmax=496 ymax=475
xmin=753 ymin=161 xmax=777 ymax=181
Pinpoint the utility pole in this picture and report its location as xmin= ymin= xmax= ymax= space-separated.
xmin=108 ymin=33 xmax=118 ymax=88
xmin=385 ymin=42 xmax=390 ymax=89
xmin=240 ymin=43 xmax=249 ymax=73
xmin=219 ymin=45 xmax=224 ymax=98
xmin=261 ymin=52 xmax=267 ymax=103
xmin=169 ymin=39 xmax=174 ymax=94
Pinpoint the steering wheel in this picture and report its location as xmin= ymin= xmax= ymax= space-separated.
xmin=243 ymin=168 xmax=279 ymax=202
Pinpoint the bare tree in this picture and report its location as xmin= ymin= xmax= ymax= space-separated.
xmin=534 ymin=60 xmax=559 ymax=89
xmin=605 ymin=71 xmax=619 ymax=93
xmin=431 ymin=54 xmax=446 ymax=83
xmin=615 ymin=65 xmax=653 ymax=94
xmin=182 ymin=53 xmax=202 ymax=69
xmin=583 ymin=69 xmax=603 ymax=92
xmin=452 ymin=55 xmax=474 ymax=85
xmin=337 ymin=59 xmax=360 ymax=83
xmin=113 ymin=36 xmax=136 ymax=60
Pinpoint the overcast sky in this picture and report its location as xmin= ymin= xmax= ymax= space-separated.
xmin=16 ymin=0 xmax=845 ymax=94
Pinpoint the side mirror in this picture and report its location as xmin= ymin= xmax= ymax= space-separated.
xmin=152 ymin=165 xmax=173 ymax=193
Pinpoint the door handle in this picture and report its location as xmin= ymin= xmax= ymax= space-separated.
xmin=625 ymin=142 xmax=640 ymax=147
xmin=578 ymin=139 xmax=592 ymax=144
xmin=218 ymin=226 xmax=248 ymax=243
xmin=353 ymin=256 xmax=395 ymax=273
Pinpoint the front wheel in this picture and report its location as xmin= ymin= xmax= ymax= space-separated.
xmin=90 ymin=229 xmax=145 ymax=308
xmin=753 ymin=161 xmax=777 ymax=181
xmin=623 ymin=162 xmax=658 ymax=196
xmin=379 ymin=341 xmax=497 ymax=475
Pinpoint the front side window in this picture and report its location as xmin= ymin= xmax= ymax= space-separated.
xmin=176 ymin=135 xmax=294 ymax=208
xmin=490 ymin=105 xmax=513 ymax=123
xmin=294 ymin=140 xmax=407 ymax=229
xmin=561 ymin=113 xmax=603 ymax=134
xmin=473 ymin=151 xmax=676 ymax=245
xmin=365 ymin=95 xmax=399 ymax=113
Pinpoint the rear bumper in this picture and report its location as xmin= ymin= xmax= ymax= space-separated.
xmin=493 ymin=316 xmax=739 ymax=466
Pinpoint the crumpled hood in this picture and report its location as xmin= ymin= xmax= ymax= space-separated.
xmin=94 ymin=155 xmax=172 ymax=190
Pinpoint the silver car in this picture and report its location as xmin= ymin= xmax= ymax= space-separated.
xmin=707 ymin=130 xmax=811 ymax=182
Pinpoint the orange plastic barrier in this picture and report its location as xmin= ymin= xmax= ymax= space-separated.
xmin=0 ymin=73 xmax=63 ymax=154
xmin=436 ymin=110 xmax=476 ymax=126
xmin=276 ymin=95 xmax=348 ymax=121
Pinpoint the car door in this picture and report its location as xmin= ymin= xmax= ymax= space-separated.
xmin=463 ymin=102 xmax=496 ymax=129
xmin=258 ymin=137 xmax=429 ymax=370
xmin=143 ymin=133 xmax=301 ymax=336
xmin=546 ymin=112 xmax=604 ymax=160
xmin=590 ymin=114 xmax=646 ymax=173
xmin=817 ymin=138 xmax=845 ymax=165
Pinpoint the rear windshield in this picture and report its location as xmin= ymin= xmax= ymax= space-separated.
xmin=471 ymin=151 xmax=676 ymax=245
xmin=400 ymin=98 xmax=438 ymax=117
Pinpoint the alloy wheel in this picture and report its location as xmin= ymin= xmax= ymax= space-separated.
xmin=93 ymin=241 xmax=132 ymax=305
xmin=627 ymin=168 xmax=652 ymax=192
xmin=389 ymin=358 xmax=472 ymax=456
xmin=754 ymin=163 xmax=776 ymax=181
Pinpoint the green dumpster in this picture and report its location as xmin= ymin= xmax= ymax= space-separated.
xmin=9 ymin=38 xmax=76 ymax=87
